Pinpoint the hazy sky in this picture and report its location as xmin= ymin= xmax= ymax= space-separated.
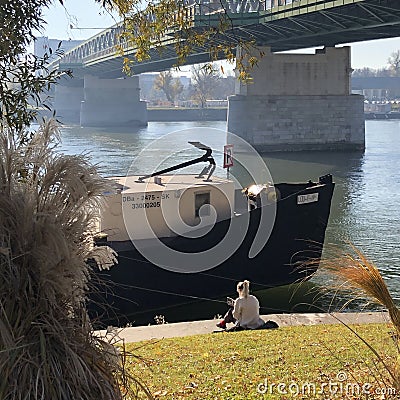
xmin=40 ymin=0 xmax=400 ymax=70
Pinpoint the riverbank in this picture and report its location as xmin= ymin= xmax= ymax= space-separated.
xmin=365 ymin=112 xmax=400 ymax=119
xmin=122 ymin=315 xmax=397 ymax=399
xmin=34 ymin=107 xmax=228 ymax=123
xmin=98 ymin=312 xmax=389 ymax=343
xmin=37 ymin=107 xmax=400 ymax=123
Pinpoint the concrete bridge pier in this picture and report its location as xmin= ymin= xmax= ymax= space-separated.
xmin=80 ymin=75 xmax=147 ymax=127
xmin=53 ymin=77 xmax=84 ymax=124
xmin=227 ymin=46 xmax=365 ymax=152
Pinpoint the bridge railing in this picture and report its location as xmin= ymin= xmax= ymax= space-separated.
xmin=55 ymin=0 xmax=365 ymax=68
xmin=58 ymin=4 xmax=200 ymax=67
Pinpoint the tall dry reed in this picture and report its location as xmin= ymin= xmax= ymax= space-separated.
xmin=0 ymin=120 xmax=146 ymax=399
xmin=320 ymin=244 xmax=400 ymax=391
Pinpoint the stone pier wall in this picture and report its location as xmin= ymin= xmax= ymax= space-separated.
xmin=80 ymin=75 xmax=147 ymax=127
xmin=227 ymin=94 xmax=365 ymax=152
xmin=53 ymin=83 xmax=84 ymax=124
xmin=228 ymin=46 xmax=365 ymax=152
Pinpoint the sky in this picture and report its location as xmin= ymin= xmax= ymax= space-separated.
xmin=40 ymin=1 xmax=118 ymax=43
xmin=39 ymin=0 xmax=400 ymax=71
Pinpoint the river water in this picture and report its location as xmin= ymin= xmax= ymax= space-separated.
xmin=59 ymin=120 xmax=400 ymax=314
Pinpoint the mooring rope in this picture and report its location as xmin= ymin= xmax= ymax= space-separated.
xmin=110 ymin=255 xmax=312 ymax=314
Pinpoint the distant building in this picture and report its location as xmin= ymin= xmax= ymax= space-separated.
xmin=139 ymin=73 xmax=159 ymax=97
xmin=351 ymin=76 xmax=400 ymax=100
xmin=32 ymin=37 xmax=83 ymax=107
xmin=178 ymin=75 xmax=191 ymax=88
xmin=34 ymin=36 xmax=83 ymax=60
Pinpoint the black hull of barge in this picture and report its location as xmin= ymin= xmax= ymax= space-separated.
xmin=89 ymin=178 xmax=334 ymax=327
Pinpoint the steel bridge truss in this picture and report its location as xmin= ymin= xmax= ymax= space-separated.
xmin=55 ymin=0 xmax=400 ymax=78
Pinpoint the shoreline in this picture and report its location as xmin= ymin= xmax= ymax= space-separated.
xmin=97 ymin=311 xmax=390 ymax=343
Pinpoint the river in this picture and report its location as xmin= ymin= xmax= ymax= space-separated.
xmin=59 ymin=120 xmax=400 ymax=316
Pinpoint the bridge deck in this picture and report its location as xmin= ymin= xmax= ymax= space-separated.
xmin=53 ymin=0 xmax=400 ymax=77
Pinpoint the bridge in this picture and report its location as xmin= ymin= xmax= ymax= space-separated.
xmin=51 ymin=0 xmax=400 ymax=151
xmin=55 ymin=0 xmax=400 ymax=78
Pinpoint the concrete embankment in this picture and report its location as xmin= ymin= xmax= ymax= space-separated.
xmin=365 ymin=112 xmax=400 ymax=120
xmin=98 ymin=312 xmax=390 ymax=343
xmin=34 ymin=107 xmax=227 ymax=125
xmin=147 ymin=107 xmax=227 ymax=122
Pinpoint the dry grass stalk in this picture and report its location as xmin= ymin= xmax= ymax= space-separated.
xmin=322 ymin=245 xmax=400 ymax=335
xmin=320 ymin=244 xmax=400 ymax=391
xmin=0 ymin=120 xmax=147 ymax=399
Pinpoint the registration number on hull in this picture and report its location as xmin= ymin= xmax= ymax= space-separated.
xmin=297 ymin=193 xmax=319 ymax=205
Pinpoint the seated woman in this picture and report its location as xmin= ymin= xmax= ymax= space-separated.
xmin=216 ymin=280 xmax=265 ymax=330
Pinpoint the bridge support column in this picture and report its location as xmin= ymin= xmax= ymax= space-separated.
xmin=80 ymin=75 xmax=147 ymax=127
xmin=53 ymin=77 xmax=84 ymax=124
xmin=227 ymin=46 xmax=365 ymax=152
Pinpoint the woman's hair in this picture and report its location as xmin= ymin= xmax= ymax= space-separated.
xmin=237 ymin=280 xmax=250 ymax=298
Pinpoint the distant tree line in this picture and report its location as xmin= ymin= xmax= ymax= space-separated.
xmin=143 ymin=64 xmax=236 ymax=107
xmin=352 ymin=50 xmax=400 ymax=77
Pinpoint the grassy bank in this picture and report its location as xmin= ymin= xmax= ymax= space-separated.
xmin=125 ymin=323 xmax=397 ymax=399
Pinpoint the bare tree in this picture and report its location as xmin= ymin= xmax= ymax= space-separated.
xmin=153 ymin=71 xmax=183 ymax=104
xmin=388 ymin=50 xmax=400 ymax=76
xmin=190 ymin=64 xmax=222 ymax=108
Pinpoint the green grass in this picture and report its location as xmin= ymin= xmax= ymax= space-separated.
xmin=125 ymin=324 xmax=398 ymax=399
